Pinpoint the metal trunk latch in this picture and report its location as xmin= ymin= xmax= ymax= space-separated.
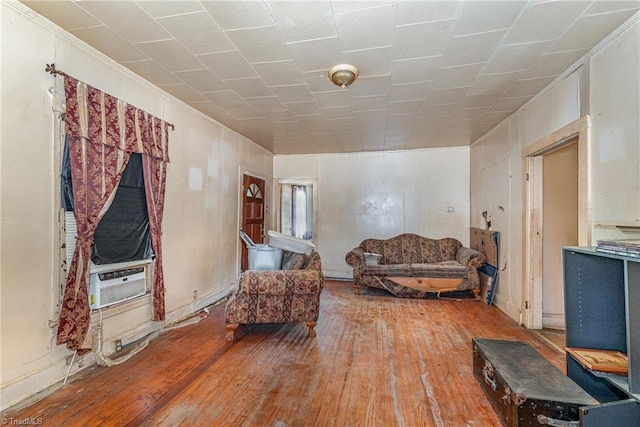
xmin=482 ymin=361 xmax=498 ymax=391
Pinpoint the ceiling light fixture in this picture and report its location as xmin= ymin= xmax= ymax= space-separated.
xmin=328 ymin=64 xmax=359 ymax=88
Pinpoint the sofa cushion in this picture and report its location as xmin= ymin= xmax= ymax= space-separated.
xmin=411 ymin=261 xmax=467 ymax=278
xmin=282 ymin=251 xmax=308 ymax=270
xmin=363 ymin=263 xmax=412 ymax=276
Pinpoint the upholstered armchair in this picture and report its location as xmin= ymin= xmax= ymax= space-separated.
xmin=224 ymin=251 xmax=324 ymax=341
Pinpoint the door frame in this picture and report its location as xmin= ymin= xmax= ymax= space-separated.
xmin=238 ymin=169 xmax=268 ymax=272
xmin=275 ymin=178 xmax=318 ymax=243
xmin=522 ymin=115 xmax=591 ymax=329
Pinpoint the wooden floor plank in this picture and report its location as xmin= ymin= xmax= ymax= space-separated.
xmin=3 ymin=280 xmax=565 ymax=426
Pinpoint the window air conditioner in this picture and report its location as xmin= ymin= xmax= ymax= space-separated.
xmin=89 ymin=267 xmax=147 ymax=309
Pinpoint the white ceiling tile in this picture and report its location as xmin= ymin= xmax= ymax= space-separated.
xmin=78 ymin=1 xmax=171 ymax=43
xmin=271 ymin=85 xmax=315 ymax=103
xmin=224 ymin=77 xmax=274 ymax=98
xmin=288 ymin=38 xmax=343 ymax=73
xmin=240 ymin=117 xmax=273 ymax=133
xmin=477 ymin=110 xmax=512 ymax=123
xmin=387 ymin=114 xmax=417 ymax=133
xmin=483 ymin=41 xmax=551 ymax=74
xmin=322 ymin=106 xmax=356 ymax=120
xmin=266 ymin=0 xmax=337 ymax=43
xmin=70 ymin=26 xmax=148 ymax=63
xmin=505 ymin=77 xmax=554 ymax=97
xmin=548 ymin=10 xmax=640 ymax=54
xmin=303 ymin=70 xmax=340 ymax=92
xmin=342 ymin=46 xmax=393 ymax=77
xmin=330 ymin=0 xmax=395 ymax=15
xmin=204 ymin=90 xmax=248 ymax=108
xmin=286 ymin=101 xmax=322 ymax=116
xmin=225 ymin=105 xmax=263 ymax=120
xmin=225 ymin=26 xmax=291 ymax=63
xmin=432 ymin=63 xmax=484 ymax=90
xmin=393 ymin=20 xmax=455 ymax=60
xmin=467 ymin=71 xmax=522 ymax=96
xmin=488 ymin=96 xmax=529 ymax=112
xmin=584 ymin=1 xmax=640 ymax=15
xmin=418 ymin=103 xmax=457 ymax=119
xmin=157 ymin=11 xmax=234 ymax=55
xmin=390 ymin=56 xmax=442 ymax=84
xmin=396 ymin=0 xmax=461 ymax=26
xmin=348 ymin=75 xmax=391 ymax=97
xmin=253 ymin=61 xmax=305 ymax=86
xmin=389 ymin=100 xmax=423 ymax=115
xmin=335 ymin=4 xmax=396 ymax=52
xmin=245 ymin=96 xmax=287 ymax=114
xmin=158 ymin=83 xmax=208 ymax=103
xmin=21 ymin=1 xmax=101 ymax=29
xmin=263 ymin=110 xmax=296 ymax=122
xmin=357 ymin=110 xmax=389 ymax=128
xmin=424 ymin=87 xmax=468 ymax=105
xmin=200 ymin=1 xmax=274 ymax=30
xmin=452 ymin=1 xmax=526 ymax=37
xmin=313 ymin=90 xmax=352 ymax=108
xmin=298 ymin=115 xmax=331 ymax=132
xmin=442 ymin=30 xmax=506 ymax=67
xmin=450 ymin=107 xmax=487 ymax=121
xmin=389 ymin=82 xmax=431 ymax=102
xmin=458 ymin=93 xmax=502 ymax=109
xmin=523 ymin=49 xmax=589 ymax=79
xmin=134 ymin=0 xmax=204 ymax=18
xmin=352 ymin=95 xmax=389 ymax=111
xmin=189 ymin=101 xmax=227 ymax=118
xmin=175 ymin=69 xmax=228 ymax=92
xmin=135 ymin=39 xmax=204 ymax=72
xmin=198 ymin=51 xmax=258 ymax=80
xmin=414 ymin=116 xmax=446 ymax=129
xmin=504 ymin=1 xmax=590 ymax=44
xmin=124 ymin=60 xmax=180 ymax=86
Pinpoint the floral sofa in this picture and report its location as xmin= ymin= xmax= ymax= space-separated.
xmin=345 ymin=233 xmax=486 ymax=298
xmin=224 ymin=251 xmax=324 ymax=341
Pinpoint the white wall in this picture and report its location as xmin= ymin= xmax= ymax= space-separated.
xmin=274 ymin=148 xmax=470 ymax=278
xmin=471 ymin=18 xmax=640 ymax=323
xmin=0 ymin=3 xmax=272 ymax=410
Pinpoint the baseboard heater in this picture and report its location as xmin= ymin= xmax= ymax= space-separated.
xmin=89 ymin=267 xmax=147 ymax=309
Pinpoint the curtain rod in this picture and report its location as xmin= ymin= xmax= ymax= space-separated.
xmin=45 ymin=63 xmax=175 ymax=131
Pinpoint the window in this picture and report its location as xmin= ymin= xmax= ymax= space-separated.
xmin=62 ymin=137 xmax=153 ymax=268
xmin=280 ymin=184 xmax=313 ymax=240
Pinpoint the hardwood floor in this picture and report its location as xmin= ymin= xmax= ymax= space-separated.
xmin=3 ymin=280 xmax=565 ymax=426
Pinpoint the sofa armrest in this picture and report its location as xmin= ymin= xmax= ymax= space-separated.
xmin=456 ymin=247 xmax=487 ymax=269
xmin=345 ymin=247 xmax=365 ymax=268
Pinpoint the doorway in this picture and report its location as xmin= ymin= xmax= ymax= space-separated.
xmin=241 ymin=174 xmax=265 ymax=271
xmin=541 ymin=140 xmax=578 ymax=329
xmin=523 ymin=116 xmax=590 ymax=329
xmin=280 ymin=183 xmax=314 ymax=241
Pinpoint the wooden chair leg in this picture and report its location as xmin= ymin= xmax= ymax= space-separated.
xmin=225 ymin=323 xmax=239 ymax=341
xmin=306 ymin=321 xmax=317 ymax=338
xmin=353 ymin=284 xmax=361 ymax=295
xmin=473 ymin=289 xmax=481 ymax=300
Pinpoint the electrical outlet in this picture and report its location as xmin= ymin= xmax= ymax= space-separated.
xmin=114 ymin=339 xmax=122 ymax=353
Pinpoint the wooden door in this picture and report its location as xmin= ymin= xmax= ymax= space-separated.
xmin=241 ymin=174 xmax=265 ymax=271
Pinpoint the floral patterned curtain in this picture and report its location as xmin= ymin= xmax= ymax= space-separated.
xmin=57 ymin=76 xmax=170 ymax=351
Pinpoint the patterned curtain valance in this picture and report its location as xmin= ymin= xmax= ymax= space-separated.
xmin=64 ymin=75 xmax=170 ymax=162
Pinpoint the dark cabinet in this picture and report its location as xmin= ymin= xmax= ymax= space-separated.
xmin=563 ymin=247 xmax=640 ymax=425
